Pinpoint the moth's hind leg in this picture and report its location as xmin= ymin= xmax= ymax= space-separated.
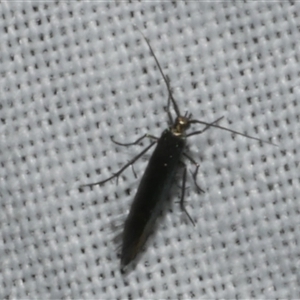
xmin=178 ymin=162 xmax=195 ymax=226
xmin=182 ymin=152 xmax=204 ymax=194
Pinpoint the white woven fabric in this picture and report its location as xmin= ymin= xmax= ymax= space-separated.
xmin=1 ymin=2 xmax=299 ymax=299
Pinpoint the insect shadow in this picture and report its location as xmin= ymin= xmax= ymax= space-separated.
xmin=79 ymin=26 xmax=277 ymax=273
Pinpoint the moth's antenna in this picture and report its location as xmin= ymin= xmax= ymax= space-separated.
xmin=134 ymin=25 xmax=181 ymax=118
xmin=188 ymin=119 xmax=278 ymax=146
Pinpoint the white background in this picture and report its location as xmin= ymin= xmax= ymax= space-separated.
xmin=0 ymin=2 xmax=299 ymax=298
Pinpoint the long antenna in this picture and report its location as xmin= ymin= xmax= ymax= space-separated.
xmin=134 ymin=25 xmax=181 ymax=118
xmin=188 ymin=119 xmax=278 ymax=146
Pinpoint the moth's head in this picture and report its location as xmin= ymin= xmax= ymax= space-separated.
xmin=171 ymin=114 xmax=191 ymax=137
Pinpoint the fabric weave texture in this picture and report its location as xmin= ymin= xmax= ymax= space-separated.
xmin=0 ymin=2 xmax=299 ymax=299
